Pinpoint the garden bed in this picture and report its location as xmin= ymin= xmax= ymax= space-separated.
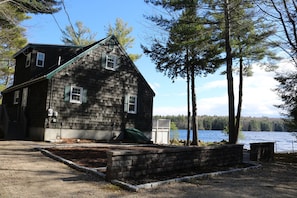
xmin=45 ymin=143 xmax=245 ymax=184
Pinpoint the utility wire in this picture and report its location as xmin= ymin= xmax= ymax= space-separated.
xmin=51 ymin=13 xmax=64 ymax=34
xmin=61 ymin=0 xmax=79 ymax=42
xmin=50 ymin=0 xmax=78 ymax=44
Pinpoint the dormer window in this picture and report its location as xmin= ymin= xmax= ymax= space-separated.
xmin=36 ymin=52 xmax=45 ymax=67
xmin=25 ymin=53 xmax=31 ymax=67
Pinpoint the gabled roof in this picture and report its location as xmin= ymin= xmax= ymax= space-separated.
xmin=45 ymin=36 xmax=108 ymax=79
xmin=3 ymin=35 xmax=155 ymax=96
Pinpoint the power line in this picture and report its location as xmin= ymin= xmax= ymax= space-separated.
xmin=61 ymin=0 xmax=79 ymax=42
xmin=51 ymin=13 xmax=64 ymax=34
xmin=50 ymin=0 xmax=78 ymax=41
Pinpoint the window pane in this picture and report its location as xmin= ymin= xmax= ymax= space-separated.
xmin=72 ymin=88 xmax=81 ymax=94
xmin=37 ymin=60 xmax=43 ymax=65
xmin=71 ymin=95 xmax=80 ymax=101
xmin=107 ymin=56 xmax=114 ymax=62
xmin=107 ymin=62 xmax=114 ymax=69
xmin=129 ymin=96 xmax=136 ymax=103
xmin=129 ymin=104 xmax=135 ymax=112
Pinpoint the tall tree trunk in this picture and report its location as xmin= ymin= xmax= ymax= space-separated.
xmin=235 ymin=55 xmax=243 ymax=144
xmin=224 ymin=0 xmax=236 ymax=144
xmin=187 ymin=61 xmax=191 ymax=146
xmin=191 ymin=64 xmax=198 ymax=145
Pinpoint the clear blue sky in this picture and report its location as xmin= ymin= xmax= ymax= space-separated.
xmin=21 ymin=0 xmax=293 ymax=117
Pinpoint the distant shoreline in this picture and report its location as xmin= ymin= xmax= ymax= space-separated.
xmin=176 ymin=129 xmax=295 ymax=132
xmin=155 ymin=115 xmax=289 ymax=132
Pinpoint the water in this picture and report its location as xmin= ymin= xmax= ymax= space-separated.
xmin=172 ymin=130 xmax=297 ymax=153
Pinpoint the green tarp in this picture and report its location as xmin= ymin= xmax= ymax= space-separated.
xmin=125 ymin=128 xmax=152 ymax=144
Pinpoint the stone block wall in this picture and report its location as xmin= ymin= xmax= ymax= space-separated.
xmin=250 ymin=142 xmax=274 ymax=162
xmin=106 ymin=144 xmax=243 ymax=181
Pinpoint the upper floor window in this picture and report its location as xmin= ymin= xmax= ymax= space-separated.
xmin=36 ymin=52 xmax=45 ymax=67
xmin=13 ymin=90 xmax=20 ymax=105
xmin=124 ymin=94 xmax=137 ymax=114
xmin=25 ymin=53 xmax=31 ymax=67
xmin=105 ymin=54 xmax=117 ymax=70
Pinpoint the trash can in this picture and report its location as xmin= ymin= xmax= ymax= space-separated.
xmin=250 ymin=142 xmax=274 ymax=162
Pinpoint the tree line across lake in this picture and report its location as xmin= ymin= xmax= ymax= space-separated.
xmin=154 ymin=115 xmax=289 ymax=132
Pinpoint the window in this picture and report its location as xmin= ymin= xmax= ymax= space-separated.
xmin=13 ymin=90 xmax=20 ymax=105
xmin=64 ymin=86 xmax=87 ymax=104
xmin=36 ymin=52 xmax=45 ymax=67
xmin=70 ymin=86 xmax=83 ymax=104
xmin=124 ymin=95 xmax=137 ymax=114
xmin=105 ymin=54 xmax=117 ymax=70
xmin=25 ymin=53 xmax=31 ymax=67
xmin=101 ymin=53 xmax=119 ymax=71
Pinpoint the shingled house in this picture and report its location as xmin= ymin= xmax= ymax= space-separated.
xmin=0 ymin=35 xmax=155 ymax=141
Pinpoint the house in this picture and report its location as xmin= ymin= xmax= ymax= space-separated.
xmin=0 ymin=35 xmax=155 ymax=141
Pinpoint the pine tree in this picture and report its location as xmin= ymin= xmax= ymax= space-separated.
xmin=106 ymin=18 xmax=141 ymax=62
xmin=206 ymin=0 xmax=278 ymax=143
xmin=61 ymin=21 xmax=97 ymax=46
xmin=0 ymin=0 xmax=60 ymax=102
xmin=143 ymin=0 xmax=223 ymax=145
xmin=0 ymin=0 xmax=61 ymax=26
xmin=231 ymin=2 xmax=278 ymax=140
xmin=0 ymin=4 xmax=27 ymax=101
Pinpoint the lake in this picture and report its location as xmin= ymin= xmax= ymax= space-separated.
xmin=172 ymin=129 xmax=297 ymax=153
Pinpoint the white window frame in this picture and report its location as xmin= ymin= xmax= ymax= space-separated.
xmin=13 ymin=90 xmax=20 ymax=105
xmin=70 ymin=86 xmax=83 ymax=104
xmin=105 ymin=54 xmax=117 ymax=70
xmin=36 ymin=52 xmax=45 ymax=67
xmin=126 ymin=95 xmax=137 ymax=114
xmin=25 ymin=53 xmax=31 ymax=67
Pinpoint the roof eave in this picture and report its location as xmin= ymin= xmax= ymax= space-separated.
xmin=1 ymin=75 xmax=47 ymax=94
xmin=45 ymin=37 xmax=111 ymax=79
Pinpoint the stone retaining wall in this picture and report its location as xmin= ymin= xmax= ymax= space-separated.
xmin=106 ymin=144 xmax=243 ymax=181
xmin=250 ymin=142 xmax=274 ymax=162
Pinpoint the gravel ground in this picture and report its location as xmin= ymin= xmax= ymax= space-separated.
xmin=1 ymin=140 xmax=297 ymax=198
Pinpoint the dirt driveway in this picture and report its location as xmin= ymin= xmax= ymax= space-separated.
xmin=1 ymin=140 xmax=297 ymax=198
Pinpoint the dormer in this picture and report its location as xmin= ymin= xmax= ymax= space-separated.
xmin=13 ymin=44 xmax=83 ymax=85
xmin=13 ymin=46 xmax=48 ymax=85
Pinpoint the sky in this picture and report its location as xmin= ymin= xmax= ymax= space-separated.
xmin=20 ymin=0 xmax=295 ymax=117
